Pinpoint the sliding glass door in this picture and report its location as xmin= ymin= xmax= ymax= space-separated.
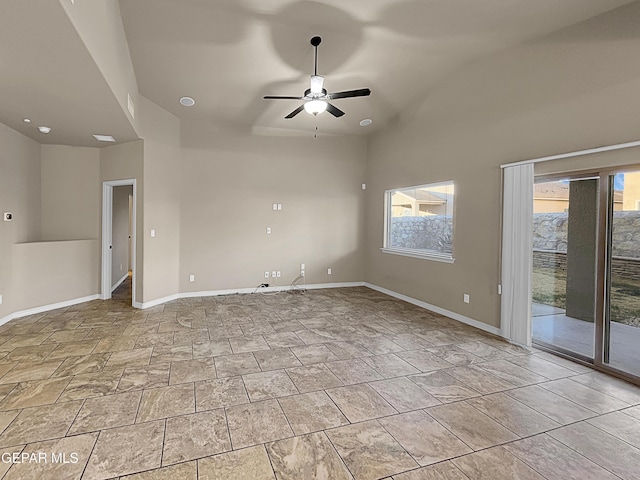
xmin=532 ymin=176 xmax=598 ymax=362
xmin=532 ymin=167 xmax=640 ymax=384
xmin=603 ymin=170 xmax=640 ymax=377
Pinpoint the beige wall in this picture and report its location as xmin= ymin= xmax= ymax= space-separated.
xmin=112 ymin=185 xmax=133 ymax=287
xmin=138 ymin=96 xmax=181 ymax=303
xmin=365 ymin=3 xmax=640 ymax=329
xmin=59 ymin=0 xmax=139 ymax=134
xmin=0 ymin=123 xmax=41 ymax=319
xmin=179 ymin=122 xmax=367 ymax=292
xmin=12 ymin=240 xmax=98 ymax=312
xmin=41 ymin=145 xmax=100 ymax=241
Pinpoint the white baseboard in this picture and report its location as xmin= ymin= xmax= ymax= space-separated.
xmin=111 ymin=273 xmax=129 ymax=292
xmin=135 ymin=282 xmax=366 ymax=310
xmin=0 ymin=294 xmax=101 ymax=327
xmin=364 ymin=282 xmax=503 ymax=337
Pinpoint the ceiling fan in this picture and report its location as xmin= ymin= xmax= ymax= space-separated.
xmin=264 ymin=36 xmax=371 ymax=119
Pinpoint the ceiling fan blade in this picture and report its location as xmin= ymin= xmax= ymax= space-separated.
xmin=328 ymin=88 xmax=371 ymax=100
xmin=264 ymin=95 xmax=304 ymax=100
xmin=326 ymin=103 xmax=345 ymax=118
xmin=285 ymin=105 xmax=305 ymax=119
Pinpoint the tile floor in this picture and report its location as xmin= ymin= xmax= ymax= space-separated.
xmin=0 ymin=279 xmax=638 ymax=479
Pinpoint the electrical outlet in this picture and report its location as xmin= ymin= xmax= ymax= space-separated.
xmin=0 ymin=294 xmax=3 ymax=305
xmin=150 ymin=229 xmax=156 ymax=237
xmin=276 ymin=271 xmax=281 ymax=278
xmin=266 ymin=227 xmax=271 ymax=234
xmin=3 ymin=212 xmax=13 ymax=222
xmin=264 ymin=271 xmax=270 ymax=278
xmin=272 ymin=203 xmax=278 ymax=211
xmin=361 ymin=183 xmax=366 ymax=190
xmin=189 ymin=274 xmax=195 ymax=282
xmin=463 ymin=294 xmax=470 ymax=303
xmin=300 ymin=270 xmax=305 ymax=277
xmin=327 ymin=268 xmax=332 ymax=275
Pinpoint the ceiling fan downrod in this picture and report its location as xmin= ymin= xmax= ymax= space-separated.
xmin=310 ymin=36 xmax=321 ymax=76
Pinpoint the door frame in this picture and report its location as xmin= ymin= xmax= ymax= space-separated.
xmin=101 ymin=179 xmax=137 ymax=306
xmin=596 ymin=165 xmax=640 ymax=383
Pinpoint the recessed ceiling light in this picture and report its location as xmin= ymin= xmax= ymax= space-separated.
xmin=179 ymin=96 xmax=195 ymax=107
xmin=23 ymin=118 xmax=31 ymax=123
xmin=359 ymin=118 xmax=373 ymax=127
xmin=37 ymin=126 xmax=51 ymax=134
xmin=93 ymin=134 xmax=116 ymax=142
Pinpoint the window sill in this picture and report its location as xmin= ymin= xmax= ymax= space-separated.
xmin=380 ymin=248 xmax=455 ymax=264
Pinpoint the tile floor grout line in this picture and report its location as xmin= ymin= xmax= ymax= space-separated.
xmin=77 ymin=427 xmax=101 ymax=479
xmin=318 ymin=428 xmax=358 ymax=480
xmin=159 ymin=418 xmax=167 ymax=468
xmin=471 ymin=389 xmax=567 ymax=430
xmin=536 ymin=380 xmax=629 ymax=413
xmin=564 ymin=375 xmax=637 ymax=404
xmin=420 ymin=407 xmax=476 ymax=453
xmin=580 ymin=415 xmax=640 ymax=452
xmin=512 ymin=431 xmax=627 ymax=480
xmin=502 ymin=384 xmax=603 ymax=425
xmin=63 ymin=397 xmax=87 ymax=437
xmin=274 ymin=396 xmax=298 ymax=437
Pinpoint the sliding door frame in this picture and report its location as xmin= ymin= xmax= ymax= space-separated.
xmin=596 ymin=165 xmax=640 ymax=385
xmin=534 ymin=165 xmax=640 ymax=386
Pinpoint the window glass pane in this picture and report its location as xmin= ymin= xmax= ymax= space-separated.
xmin=387 ymin=182 xmax=454 ymax=257
xmin=607 ymin=170 xmax=640 ymax=376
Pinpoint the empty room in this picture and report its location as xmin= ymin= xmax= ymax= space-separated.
xmin=1 ymin=1 xmax=640 ymax=479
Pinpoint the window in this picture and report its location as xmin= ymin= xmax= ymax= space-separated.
xmin=382 ymin=181 xmax=455 ymax=262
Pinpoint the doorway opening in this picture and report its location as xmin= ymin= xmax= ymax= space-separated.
xmin=101 ymin=179 xmax=137 ymax=307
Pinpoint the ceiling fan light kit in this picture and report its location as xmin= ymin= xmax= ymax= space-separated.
xmin=304 ymin=99 xmax=328 ymax=116
xmin=264 ymin=36 xmax=371 ymax=119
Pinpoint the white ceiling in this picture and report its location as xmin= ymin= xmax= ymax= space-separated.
xmin=0 ymin=0 xmax=634 ymax=145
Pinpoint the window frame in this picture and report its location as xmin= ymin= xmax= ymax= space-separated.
xmin=381 ymin=180 xmax=455 ymax=263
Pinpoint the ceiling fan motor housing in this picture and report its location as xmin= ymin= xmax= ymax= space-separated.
xmin=304 ymin=88 xmax=327 ymax=99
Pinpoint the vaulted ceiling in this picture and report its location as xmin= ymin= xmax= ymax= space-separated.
xmin=0 ymin=0 xmax=634 ymax=145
